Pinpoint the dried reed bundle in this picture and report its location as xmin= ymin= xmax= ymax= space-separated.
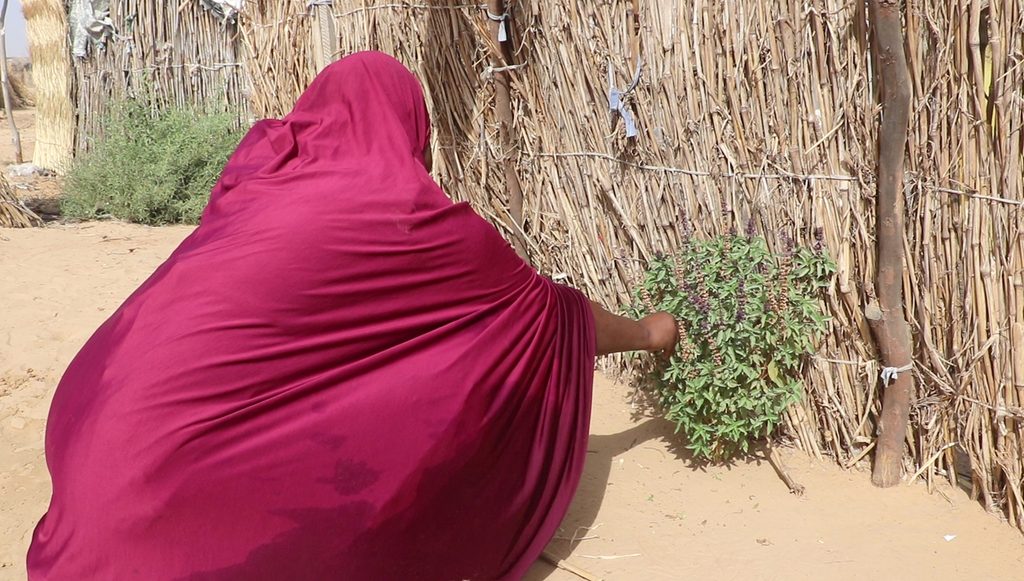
xmin=22 ymin=0 xmax=73 ymax=172
xmin=0 ymin=172 xmax=41 ymax=227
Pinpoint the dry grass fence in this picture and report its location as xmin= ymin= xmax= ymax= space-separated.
xmin=63 ymin=0 xmax=247 ymax=151
xmin=62 ymin=0 xmax=1024 ymax=530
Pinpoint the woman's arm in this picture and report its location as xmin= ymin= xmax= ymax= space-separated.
xmin=589 ymin=300 xmax=678 ymax=356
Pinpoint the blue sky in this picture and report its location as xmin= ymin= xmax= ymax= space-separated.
xmin=7 ymin=0 xmax=29 ymax=58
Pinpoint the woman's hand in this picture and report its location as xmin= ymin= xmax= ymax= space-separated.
xmin=590 ymin=301 xmax=678 ymax=356
xmin=640 ymin=312 xmax=679 ymax=353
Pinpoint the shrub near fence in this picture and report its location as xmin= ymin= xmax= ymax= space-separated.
xmin=62 ymin=100 xmax=243 ymax=225
xmin=68 ymin=1 xmax=1024 ymax=528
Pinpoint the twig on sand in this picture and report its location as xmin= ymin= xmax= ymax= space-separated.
xmin=906 ymin=442 xmax=959 ymax=484
xmin=844 ymin=440 xmax=876 ymax=469
xmin=540 ymin=551 xmax=603 ymax=581
xmin=767 ymin=444 xmax=806 ymax=496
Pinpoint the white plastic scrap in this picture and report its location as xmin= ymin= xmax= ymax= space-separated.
xmin=200 ymin=0 xmax=246 ymax=21
xmin=608 ymin=59 xmax=643 ymax=138
xmin=69 ymin=0 xmax=113 ymax=58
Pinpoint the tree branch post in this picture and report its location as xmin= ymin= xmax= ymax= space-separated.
xmin=486 ymin=0 xmax=529 ymax=263
xmin=866 ymin=0 xmax=914 ymax=488
xmin=0 ymin=0 xmax=23 ymax=164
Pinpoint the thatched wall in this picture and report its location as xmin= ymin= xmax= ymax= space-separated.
xmin=237 ymin=0 xmax=318 ymax=119
xmin=67 ymin=1 xmax=1024 ymax=529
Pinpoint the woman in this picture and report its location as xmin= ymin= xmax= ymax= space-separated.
xmin=28 ymin=52 xmax=676 ymax=580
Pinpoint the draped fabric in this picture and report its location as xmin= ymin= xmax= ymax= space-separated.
xmin=28 ymin=52 xmax=595 ymax=580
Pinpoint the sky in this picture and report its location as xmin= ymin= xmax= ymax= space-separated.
xmin=6 ymin=0 xmax=29 ymax=58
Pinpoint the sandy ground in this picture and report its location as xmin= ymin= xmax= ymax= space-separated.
xmin=2 ymin=110 xmax=1023 ymax=580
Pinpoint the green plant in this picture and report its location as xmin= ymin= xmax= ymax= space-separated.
xmin=62 ymin=99 xmax=244 ymax=225
xmin=630 ymin=226 xmax=836 ymax=461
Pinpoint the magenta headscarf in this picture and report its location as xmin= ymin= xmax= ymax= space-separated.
xmin=28 ymin=52 xmax=595 ymax=580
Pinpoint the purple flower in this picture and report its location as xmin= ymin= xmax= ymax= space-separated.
xmin=690 ymin=292 xmax=710 ymax=314
xmin=735 ymin=279 xmax=747 ymax=322
xmin=780 ymin=232 xmax=794 ymax=256
xmin=679 ymin=208 xmax=694 ymax=240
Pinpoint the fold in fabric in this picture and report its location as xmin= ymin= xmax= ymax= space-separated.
xmin=28 ymin=51 xmax=596 ymax=580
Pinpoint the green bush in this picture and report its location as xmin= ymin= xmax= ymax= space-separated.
xmin=62 ymin=100 xmax=244 ymax=225
xmin=631 ymin=226 xmax=836 ymax=461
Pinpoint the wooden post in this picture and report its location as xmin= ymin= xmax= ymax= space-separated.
xmin=311 ymin=1 xmax=338 ymax=73
xmin=486 ymin=0 xmax=528 ymax=262
xmin=0 ymin=0 xmax=23 ymax=164
xmin=866 ymin=0 xmax=913 ymax=488
xmin=627 ymin=0 xmax=641 ymax=70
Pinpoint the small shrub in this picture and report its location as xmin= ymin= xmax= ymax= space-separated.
xmin=631 ymin=228 xmax=836 ymax=461
xmin=62 ymin=99 xmax=244 ymax=225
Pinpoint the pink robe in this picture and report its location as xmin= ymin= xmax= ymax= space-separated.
xmin=28 ymin=52 xmax=595 ymax=580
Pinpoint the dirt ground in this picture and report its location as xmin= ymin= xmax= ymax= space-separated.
xmin=2 ymin=108 xmax=63 ymax=218
xmin=2 ymin=112 xmax=1023 ymax=581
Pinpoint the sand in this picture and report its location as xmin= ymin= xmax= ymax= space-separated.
xmin=2 ymin=112 xmax=1023 ymax=580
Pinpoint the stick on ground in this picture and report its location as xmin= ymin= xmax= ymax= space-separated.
xmin=541 ymin=551 xmax=603 ymax=581
xmin=767 ymin=444 xmax=806 ymax=496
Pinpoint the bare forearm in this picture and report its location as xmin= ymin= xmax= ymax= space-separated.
xmin=589 ymin=300 xmax=652 ymax=356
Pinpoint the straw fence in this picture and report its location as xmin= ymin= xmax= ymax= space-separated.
xmin=66 ymin=0 xmax=246 ymax=151
xmin=64 ymin=1 xmax=1024 ymax=529
xmin=238 ymin=1 xmax=318 ymax=119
